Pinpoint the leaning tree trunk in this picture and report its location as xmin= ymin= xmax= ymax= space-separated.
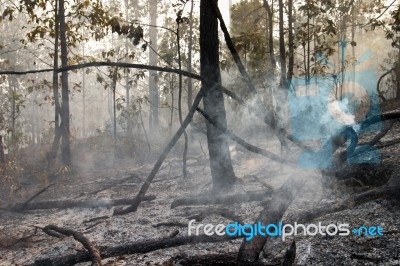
xmin=59 ymin=0 xmax=71 ymax=167
xmin=200 ymin=0 xmax=236 ymax=190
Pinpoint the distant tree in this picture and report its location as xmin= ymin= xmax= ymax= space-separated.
xmin=148 ymin=0 xmax=159 ymax=131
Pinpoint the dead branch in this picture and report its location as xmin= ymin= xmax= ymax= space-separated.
xmin=377 ymin=67 xmax=396 ymax=101
xmin=112 ymin=84 xmax=211 ymax=216
xmin=0 ymin=61 xmax=201 ymax=80
xmin=237 ymin=179 xmax=304 ymax=265
xmin=41 ymin=225 xmax=102 ymax=266
xmin=376 ymin=138 xmax=400 ymax=148
xmin=196 ymin=108 xmax=294 ymax=165
xmin=83 ymin=216 xmax=110 ymax=224
xmin=33 ymin=233 xmax=241 ymax=266
xmin=0 ymin=230 xmax=36 ymax=249
xmin=89 ymin=174 xmax=141 ymax=195
xmin=358 ymin=120 xmax=395 ymax=148
xmin=16 ymin=184 xmax=56 ymax=211
xmin=171 ymin=190 xmax=272 ymax=209
xmin=291 ymin=178 xmax=400 ymax=224
xmin=152 ymin=221 xmax=187 ymax=228
xmin=4 ymin=195 xmax=155 ymax=211
xmin=84 ymin=221 xmax=105 ymax=231
xmin=361 ymin=111 xmax=400 ymax=131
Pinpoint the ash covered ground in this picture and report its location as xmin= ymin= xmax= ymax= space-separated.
xmin=0 ymin=121 xmax=400 ymax=266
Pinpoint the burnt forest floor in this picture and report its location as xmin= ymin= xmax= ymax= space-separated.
xmin=1 ymin=108 xmax=400 ymax=265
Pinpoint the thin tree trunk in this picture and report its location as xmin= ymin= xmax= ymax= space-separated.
xmin=0 ymin=135 xmax=4 ymax=163
xmin=263 ymin=0 xmax=276 ymax=69
xmin=177 ymin=22 xmax=188 ymax=178
xmin=124 ymin=0 xmax=132 ymax=139
xmin=47 ymin=0 xmax=61 ymax=171
xmin=186 ymin=0 xmax=194 ymax=109
xmin=287 ymin=0 xmax=294 ymax=84
xmin=201 ymin=0 xmax=236 ymax=190
xmin=112 ymin=68 xmax=118 ymax=141
xmin=59 ymin=0 xmax=71 ymax=166
xmin=396 ymin=49 xmax=400 ymax=99
xmin=278 ymin=0 xmax=286 ymax=87
xmin=148 ymin=0 xmax=159 ymax=131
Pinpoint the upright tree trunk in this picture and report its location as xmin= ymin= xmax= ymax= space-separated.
xmin=278 ymin=0 xmax=286 ymax=87
xmin=186 ymin=0 xmax=194 ymax=109
xmin=59 ymin=0 xmax=71 ymax=166
xmin=149 ymin=0 xmax=159 ymax=131
xmin=263 ymin=0 xmax=276 ymax=68
xmin=0 ymin=135 xmax=4 ymax=163
xmin=287 ymin=0 xmax=294 ymax=85
xmin=200 ymin=0 xmax=236 ymax=191
xmin=47 ymin=0 xmax=61 ymax=171
xmin=124 ymin=0 xmax=133 ymax=139
xmin=396 ymin=49 xmax=400 ymax=99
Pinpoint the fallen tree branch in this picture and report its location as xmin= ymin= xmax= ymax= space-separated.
xmin=237 ymin=179 xmax=304 ymax=265
xmin=152 ymin=221 xmax=187 ymax=228
xmin=41 ymin=225 xmax=102 ymax=266
xmin=361 ymin=111 xmax=400 ymax=131
xmin=291 ymin=178 xmax=400 ymax=223
xmin=376 ymin=137 xmax=400 ymax=148
xmin=16 ymin=183 xmax=55 ymax=211
xmin=89 ymin=174 xmax=141 ymax=195
xmin=32 ymin=233 xmax=241 ymax=265
xmin=4 ymin=196 xmax=156 ymax=211
xmin=171 ymin=190 xmax=272 ymax=209
xmin=112 ymin=85 xmax=208 ymax=216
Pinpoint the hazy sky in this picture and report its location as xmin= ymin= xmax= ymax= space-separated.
xmin=219 ymin=0 xmax=240 ymax=26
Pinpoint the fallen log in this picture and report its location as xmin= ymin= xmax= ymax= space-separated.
xmin=171 ymin=190 xmax=272 ymax=209
xmin=291 ymin=177 xmax=400 ymax=224
xmin=237 ymin=179 xmax=304 ymax=265
xmin=40 ymin=225 xmax=102 ymax=266
xmin=4 ymin=195 xmax=156 ymax=211
xmin=32 ymin=234 xmax=241 ymax=266
xmin=16 ymin=184 xmax=55 ymax=211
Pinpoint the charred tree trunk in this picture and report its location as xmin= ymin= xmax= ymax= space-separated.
xmin=187 ymin=0 xmax=194 ymax=109
xmin=59 ymin=0 xmax=71 ymax=167
xmin=0 ymin=135 xmax=4 ymax=163
xmin=396 ymin=49 xmax=400 ymax=99
xmin=200 ymin=0 xmax=236 ymax=191
xmin=47 ymin=0 xmax=61 ymax=172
